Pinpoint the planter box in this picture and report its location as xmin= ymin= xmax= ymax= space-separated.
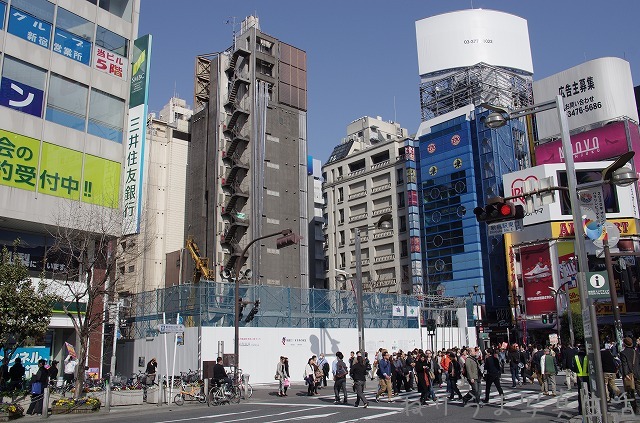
xmin=145 ymin=387 xmax=161 ymax=404
xmin=51 ymin=405 xmax=99 ymax=414
xmin=89 ymin=390 xmax=144 ymax=406
xmin=0 ymin=413 xmax=22 ymax=421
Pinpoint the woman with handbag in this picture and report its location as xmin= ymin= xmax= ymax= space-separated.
xmin=415 ymin=353 xmax=433 ymax=405
xmin=304 ymin=357 xmax=316 ymax=396
xmin=27 ymin=359 xmax=49 ymax=415
xmin=275 ymin=356 xmax=286 ymax=397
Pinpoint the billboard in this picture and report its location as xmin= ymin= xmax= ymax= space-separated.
xmin=415 ymin=9 xmax=533 ymax=77
xmin=533 ymin=57 xmax=639 ymax=140
xmin=520 ymin=243 xmax=556 ymax=315
xmin=123 ymin=35 xmax=152 ymax=235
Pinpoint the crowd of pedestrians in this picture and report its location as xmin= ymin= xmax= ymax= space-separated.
xmin=282 ymin=336 xmax=640 ymax=415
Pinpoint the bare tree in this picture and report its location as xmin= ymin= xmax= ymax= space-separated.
xmin=46 ymin=200 xmax=150 ymax=398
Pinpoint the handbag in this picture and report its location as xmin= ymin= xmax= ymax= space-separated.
xmin=283 ymin=378 xmax=290 ymax=387
xmin=31 ymin=381 xmax=42 ymax=395
xmin=275 ymin=373 xmax=281 ymax=380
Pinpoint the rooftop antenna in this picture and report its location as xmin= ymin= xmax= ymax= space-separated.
xmin=225 ymin=16 xmax=238 ymax=50
xmin=393 ymin=96 xmax=397 ymax=123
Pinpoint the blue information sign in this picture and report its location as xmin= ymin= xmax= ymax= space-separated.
xmin=53 ymin=28 xmax=91 ymax=65
xmin=0 ymin=2 xmax=6 ymax=30
xmin=8 ymin=7 xmax=51 ymax=48
xmin=0 ymin=77 xmax=44 ymax=117
xmin=0 ymin=346 xmax=50 ymax=377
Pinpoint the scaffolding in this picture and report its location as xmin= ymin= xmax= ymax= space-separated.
xmin=419 ymin=63 xmax=533 ymax=122
xmin=126 ymin=281 xmax=422 ymax=339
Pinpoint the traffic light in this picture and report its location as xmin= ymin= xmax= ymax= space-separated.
xmin=541 ymin=314 xmax=548 ymax=324
xmin=426 ymin=319 xmax=436 ymax=332
xmin=548 ymin=313 xmax=555 ymax=325
xmin=238 ymin=298 xmax=246 ymax=320
xmin=276 ymin=233 xmax=302 ymax=249
xmin=473 ymin=200 xmax=524 ymax=223
xmin=245 ymin=300 xmax=260 ymax=323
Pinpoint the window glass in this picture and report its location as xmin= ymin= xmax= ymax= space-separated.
xmin=95 ymin=25 xmax=128 ymax=57
xmin=8 ymin=0 xmax=53 ymax=49
xmin=11 ymin=0 xmax=54 ymax=22
xmin=99 ymin=0 xmax=132 ymax=22
xmin=56 ymin=8 xmax=93 ymax=41
xmin=46 ymin=74 xmax=88 ymax=131
xmin=0 ymin=56 xmax=46 ymax=117
xmin=88 ymin=88 xmax=124 ymax=143
xmin=0 ymin=2 xmax=6 ymax=30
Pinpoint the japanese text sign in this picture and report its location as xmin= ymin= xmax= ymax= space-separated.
xmin=93 ymin=46 xmax=127 ymax=80
xmin=53 ymin=28 xmax=91 ymax=65
xmin=0 ymin=77 xmax=44 ymax=117
xmin=8 ymin=8 xmax=51 ymax=49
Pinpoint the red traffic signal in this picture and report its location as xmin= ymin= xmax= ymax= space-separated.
xmin=474 ymin=200 xmax=524 ymax=223
xmin=276 ymin=233 xmax=302 ymax=249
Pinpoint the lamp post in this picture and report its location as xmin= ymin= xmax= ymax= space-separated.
xmin=469 ymin=285 xmax=483 ymax=348
xmin=232 ymin=229 xmax=295 ymax=383
xmin=484 ymin=95 xmax=609 ymax=421
xmin=337 ymin=214 xmax=393 ymax=355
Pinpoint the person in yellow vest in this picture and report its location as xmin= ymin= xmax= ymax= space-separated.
xmin=572 ymin=345 xmax=589 ymax=415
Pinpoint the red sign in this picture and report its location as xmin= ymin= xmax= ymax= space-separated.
xmin=520 ymin=244 xmax=556 ymax=315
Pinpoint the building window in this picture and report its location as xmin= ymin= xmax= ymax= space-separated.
xmin=56 ymin=8 xmax=94 ymax=41
xmin=0 ymin=2 xmax=6 ymax=30
xmin=1 ymin=56 xmax=47 ymax=118
xmin=397 ymin=192 xmax=405 ymax=208
xmin=340 ymin=252 xmax=346 ymax=268
xmin=338 ymin=209 xmax=344 ymax=224
xmin=399 ymin=216 xmax=407 ymax=232
xmin=127 ymin=265 xmax=135 ymax=273
xmin=339 ymin=230 xmax=345 ymax=246
xmin=95 ymin=25 xmax=128 ymax=57
xmin=401 ymin=240 xmax=408 ymax=258
xmin=53 ymin=8 xmax=93 ymax=65
xmin=99 ymin=0 xmax=133 ymax=22
xmin=88 ymin=88 xmax=125 ymax=143
xmin=396 ymin=168 xmax=404 ymax=185
xmin=46 ymin=73 xmax=88 ymax=131
xmin=8 ymin=0 xmax=54 ymax=50
xmin=337 ymin=187 xmax=343 ymax=202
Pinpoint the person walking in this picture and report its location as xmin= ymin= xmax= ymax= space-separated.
xmin=26 ymin=359 xmax=49 ymax=415
xmin=414 ymin=353 xmax=433 ymax=405
xmin=600 ymin=346 xmax=621 ymax=402
xmin=282 ymin=357 xmax=290 ymax=396
xmin=540 ymin=348 xmax=557 ymax=395
xmin=620 ymin=337 xmax=640 ymax=414
xmin=350 ymin=355 xmax=369 ymax=408
xmin=530 ymin=345 xmax=545 ymax=392
xmin=447 ymin=352 xmax=463 ymax=401
xmin=508 ymin=344 xmax=522 ymax=387
xmin=483 ymin=349 xmax=504 ymax=404
xmin=304 ymin=357 xmax=316 ymax=396
xmin=375 ymin=351 xmax=393 ymax=402
xmin=562 ymin=344 xmax=577 ymax=390
xmin=332 ymin=352 xmax=349 ymax=404
xmin=572 ymin=345 xmax=590 ymax=415
xmin=8 ymin=357 xmax=25 ymax=392
xmin=463 ymin=349 xmax=483 ymax=407
xmin=317 ymin=353 xmax=328 ymax=388
xmin=276 ymin=356 xmax=287 ymax=397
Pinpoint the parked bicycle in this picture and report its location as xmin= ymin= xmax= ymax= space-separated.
xmin=173 ymin=380 xmax=206 ymax=405
xmin=229 ymin=369 xmax=252 ymax=399
xmin=207 ymin=379 xmax=240 ymax=406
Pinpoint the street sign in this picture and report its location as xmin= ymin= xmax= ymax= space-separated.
xmin=157 ymin=324 xmax=185 ymax=333
xmin=487 ymin=219 xmax=523 ymax=236
xmin=578 ymin=187 xmax=606 ymax=226
xmin=586 ymin=271 xmax=610 ymax=299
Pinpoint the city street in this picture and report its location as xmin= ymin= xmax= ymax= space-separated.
xmin=43 ymin=374 xmax=639 ymax=423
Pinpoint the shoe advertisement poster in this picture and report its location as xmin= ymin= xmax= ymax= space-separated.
xmin=521 ymin=244 xmax=556 ymax=315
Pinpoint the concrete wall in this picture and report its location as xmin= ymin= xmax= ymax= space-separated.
xmin=125 ymin=325 xmax=473 ymax=385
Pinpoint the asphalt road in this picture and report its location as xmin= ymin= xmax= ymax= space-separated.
xmin=44 ymin=375 xmax=638 ymax=423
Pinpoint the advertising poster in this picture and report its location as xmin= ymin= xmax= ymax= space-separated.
xmin=557 ymin=242 xmax=580 ymax=313
xmin=521 ymin=243 xmax=556 ymax=315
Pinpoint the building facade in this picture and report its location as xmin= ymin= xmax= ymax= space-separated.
xmin=307 ymin=157 xmax=325 ymax=289
xmin=322 ymin=116 xmax=412 ymax=294
xmin=186 ymin=16 xmax=309 ymax=288
xmin=0 ymin=0 xmax=140 ymax=371
xmin=414 ymin=9 xmax=534 ymax=318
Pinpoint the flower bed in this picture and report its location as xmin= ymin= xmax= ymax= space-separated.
xmin=0 ymin=403 xmax=24 ymax=421
xmin=51 ymin=397 xmax=100 ymax=414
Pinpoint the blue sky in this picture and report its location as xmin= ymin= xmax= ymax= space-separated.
xmin=139 ymin=0 xmax=640 ymax=164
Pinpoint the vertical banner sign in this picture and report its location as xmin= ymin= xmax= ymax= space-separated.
xmin=122 ymin=35 xmax=152 ymax=235
xmin=520 ymin=243 xmax=556 ymax=315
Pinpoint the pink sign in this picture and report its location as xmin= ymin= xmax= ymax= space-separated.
xmin=535 ymin=121 xmax=628 ymax=165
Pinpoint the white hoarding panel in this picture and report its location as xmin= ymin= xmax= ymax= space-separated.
xmin=533 ymin=57 xmax=639 ymax=140
xmin=415 ymin=9 xmax=533 ymax=77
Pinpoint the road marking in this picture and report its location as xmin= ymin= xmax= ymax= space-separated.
xmin=260 ymin=412 xmax=339 ymax=423
xmin=153 ymin=410 xmax=254 ymax=423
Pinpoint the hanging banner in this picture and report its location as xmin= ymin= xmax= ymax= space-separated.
xmin=521 ymin=243 xmax=556 ymax=315
xmin=557 ymin=242 xmax=580 ymax=313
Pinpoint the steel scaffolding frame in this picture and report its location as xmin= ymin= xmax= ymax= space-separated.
xmin=419 ymin=63 xmax=533 ymax=122
xmin=128 ymin=281 xmax=420 ymax=338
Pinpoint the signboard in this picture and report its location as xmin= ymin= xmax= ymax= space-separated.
xmin=487 ymin=219 xmax=523 ymax=236
xmin=8 ymin=8 xmax=51 ymax=49
xmin=579 ymin=187 xmax=606 ymax=226
xmin=93 ymin=47 xmax=127 ymax=80
xmin=520 ymin=244 xmax=556 ymax=315
xmin=552 ymin=219 xmax=635 ymax=239
xmin=157 ymin=324 xmax=185 ymax=333
xmin=53 ymin=28 xmax=91 ymax=65
xmin=0 ymin=77 xmax=44 ymax=117
xmin=533 ymin=57 xmax=639 ymax=140
xmin=586 ymin=271 xmax=610 ymax=299
xmin=0 ymin=346 xmax=49 ymax=377
xmin=549 ymin=333 xmax=558 ymax=345
xmin=122 ymin=35 xmax=152 ymax=235
xmin=415 ymin=9 xmax=533 ymax=77
xmin=0 ymin=128 xmax=120 ymax=207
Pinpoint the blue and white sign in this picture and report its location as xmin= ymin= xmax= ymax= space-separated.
xmin=8 ymin=8 xmax=51 ymax=49
xmin=0 ymin=77 xmax=44 ymax=117
xmin=0 ymin=2 xmax=6 ymax=30
xmin=0 ymin=346 xmax=50 ymax=378
xmin=53 ymin=28 xmax=91 ymax=65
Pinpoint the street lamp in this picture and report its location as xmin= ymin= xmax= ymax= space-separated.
xmin=345 ymin=213 xmax=393 ymax=355
xmin=484 ymin=95 xmax=609 ymax=421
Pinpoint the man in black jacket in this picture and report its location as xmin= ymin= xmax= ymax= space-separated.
xmin=562 ymin=344 xmax=577 ymax=390
xmin=350 ymin=356 xmax=369 ymax=408
xmin=483 ymin=349 xmax=504 ymax=403
xmin=531 ymin=345 xmax=545 ymax=392
xmin=620 ymin=337 xmax=640 ymax=414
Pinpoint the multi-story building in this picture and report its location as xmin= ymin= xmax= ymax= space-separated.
xmin=117 ymin=97 xmax=192 ymax=295
xmin=186 ymin=16 xmax=309 ymax=288
xmin=0 ymin=0 xmax=140 ymax=370
xmin=307 ymin=157 xmax=325 ymax=289
xmin=414 ymin=9 xmax=534 ymax=319
xmin=322 ymin=116 xmax=413 ymax=294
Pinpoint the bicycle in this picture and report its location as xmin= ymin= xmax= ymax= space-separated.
xmin=173 ymin=380 xmax=206 ymax=405
xmin=229 ymin=369 xmax=252 ymax=399
xmin=207 ymin=379 xmax=240 ymax=406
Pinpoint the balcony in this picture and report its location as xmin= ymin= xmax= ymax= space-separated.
xmin=373 ymin=229 xmax=393 ymax=240
xmin=372 ymin=206 xmax=392 ymax=217
xmin=374 ymin=254 xmax=395 ymax=263
xmin=347 ymin=169 xmax=365 ymax=178
xmin=362 ymin=278 xmax=397 ymax=291
xmin=349 ymin=213 xmax=368 ymax=223
xmin=370 ymin=159 xmax=390 ymax=170
xmin=225 ymin=44 xmax=251 ymax=75
xmin=350 ymin=258 xmax=370 ymax=267
xmin=371 ymin=183 xmax=391 ymax=194
xmin=349 ymin=234 xmax=368 ymax=245
xmin=348 ymin=191 xmax=367 ymax=200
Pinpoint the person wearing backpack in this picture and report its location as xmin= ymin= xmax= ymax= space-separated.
xmin=332 ymin=351 xmax=349 ymax=404
xmin=447 ymin=352 xmax=463 ymax=401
